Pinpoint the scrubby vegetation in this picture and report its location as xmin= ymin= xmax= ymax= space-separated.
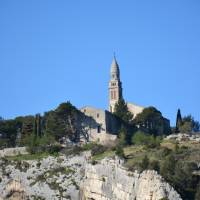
xmin=131 ymin=130 xmax=162 ymax=148
xmin=175 ymin=109 xmax=199 ymax=133
xmin=88 ymin=130 xmax=200 ymax=200
xmin=123 ymin=136 xmax=200 ymax=200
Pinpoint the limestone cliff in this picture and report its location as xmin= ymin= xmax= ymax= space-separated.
xmin=81 ymin=158 xmax=182 ymax=200
xmin=0 ymin=149 xmax=182 ymax=200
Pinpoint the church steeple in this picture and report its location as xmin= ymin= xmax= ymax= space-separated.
xmin=110 ymin=56 xmax=120 ymax=79
xmin=109 ymin=56 xmax=123 ymax=113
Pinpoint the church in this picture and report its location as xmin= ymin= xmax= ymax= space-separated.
xmin=108 ymin=56 xmax=144 ymax=117
xmin=80 ymin=57 xmax=145 ymax=144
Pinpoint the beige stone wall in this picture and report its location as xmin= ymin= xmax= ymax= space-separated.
xmin=127 ymin=102 xmax=144 ymax=118
xmin=80 ymin=107 xmax=118 ymax=144
xmin=80 ymin=106 xmax=107 ymax=134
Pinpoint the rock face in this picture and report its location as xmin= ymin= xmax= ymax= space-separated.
xmin=165 ymin=133 xmax=200 ymax=142
xmin=0 ymin=147 xmax=27 ymax=158
xmin=0 ymin=150 xmax=182 ymax=200
xmin=81 ymin=158 xmax=182 ymax=200
xmin=0 ymin=152 xmax=90 ymax=200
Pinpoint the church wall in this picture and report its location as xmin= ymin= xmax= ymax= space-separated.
xmin=105 ymin=111 xmax=121 ymax=135
xmin=80 ymin=107 xmax=107 ymax=134
xmin=79 ymin=107 xmax=118 ymax=144
xmin=127 ymin=103 xmax=144 ymax=118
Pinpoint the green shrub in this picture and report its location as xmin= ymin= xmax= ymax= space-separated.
xmin=132 ymin=131 xmax=162 ymax=148
xmin=48 ymin=144 xmax=62 ymax=154
xmin=160 ymin=154 xmax=176 ymax=181
xmin=91 ymin=144 xmax=107 ymax=156
xmin=118 ymin=127 xmax=127 ymax=146
xmin=115 ymin=145 xmax=125 ymax=158
xmin=140 ymin=155 xmax=149 ymax=171
xmin=26 ymin=132 xmax=59 ymax=155
xmin=132 ymin=131 xmax=148 ymax=145
xmin=160 ymin=147 xmax=172 ymax=157
xmin=82 ymin=142 xmax=96 ymax=151
xmin=148 ymin=160 xmax=160 ymax=172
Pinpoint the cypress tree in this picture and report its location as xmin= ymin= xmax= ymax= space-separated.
xmin=36 ymin=114 xmax=42 ymax=137
xmin=176 ymin=109 xmax=182 ymax=133
xmin=34 ymin=114 xmax=42 ymax=137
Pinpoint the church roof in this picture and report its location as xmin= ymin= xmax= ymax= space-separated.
xmin=111 ymin=56 xmax=120 ymax=74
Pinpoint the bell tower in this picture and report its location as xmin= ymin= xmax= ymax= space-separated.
xmin=109 ymin=56 xmax=123 ymax=113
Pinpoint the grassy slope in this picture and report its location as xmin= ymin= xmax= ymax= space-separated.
xmin=90 ymin=140 xmax=200 ymax=171
xmin=5 ymin=152 xmax=58 ymax=161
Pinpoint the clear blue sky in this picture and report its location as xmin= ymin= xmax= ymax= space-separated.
xmin=0 ymin=0 xmax=199 ymax=125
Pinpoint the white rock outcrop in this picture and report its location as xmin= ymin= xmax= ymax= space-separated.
xmin=0 ymin=152 xmax=90 ymax=200
xmin=0 ymin=147 xmax=27 ymax=158
xmin=165 ymin=133 xmax=200 ymax=142
xmin=0 ymin=148 xmax=182 ymax=200
xmin=81 ymin=158 xmax=182 ymax=200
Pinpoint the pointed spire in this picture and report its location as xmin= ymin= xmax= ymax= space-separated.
xmin=111 ymin=54 xmax=119 ymax=74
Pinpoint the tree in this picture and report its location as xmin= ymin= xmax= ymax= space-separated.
xmin=134 ymin=106 xmax=171 ymax=135
xmin=179 ymin=115 xmax=200 ymax=133
xmin=26 ymin=132 xmax=57 ymax=154
xmin=115 ymin=145 xmax=125 ymax=158
xmin=173 ymin=162 xmax=198 ymax=199
xmin=149 ymin=160 xmax=160 ymax=172
xmin=0 ymin=119 xmax=20 ymax=147
xmin=44 ymin=101 xmax=81 ymax=141
xmin=160 ymin=154 xmax=176 ymax=182
xmin=132 ymin=130 xmax=162 ymax=148
xmin=118 ymin=127 xmax=127 ymax=146
xmin=18 ymin=116 xmax=35 ymax=145
xmin=114 ymin=98 xmax=133 ymax=124
xmin=176 ymin=109 xmax=182 ymax=133
xmin=33 ymin=114 xmax=42 ymax=137
xmin=179 ymin=121 xmax=193 ymax=133
xmin=132 ymin=131 xmax=149 ymax=145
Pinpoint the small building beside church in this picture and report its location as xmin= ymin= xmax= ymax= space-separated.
xmin=80 ymin=106 xmax=121 ymax=144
